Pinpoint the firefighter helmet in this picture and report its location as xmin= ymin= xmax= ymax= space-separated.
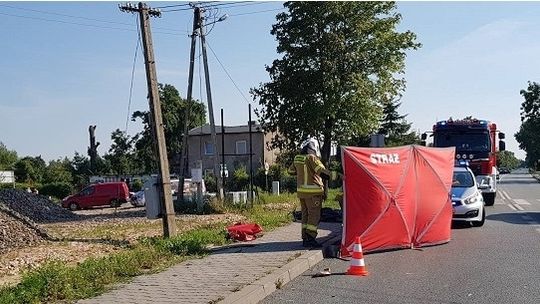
xmin=300 ymin=137 xmax=321 ymax=158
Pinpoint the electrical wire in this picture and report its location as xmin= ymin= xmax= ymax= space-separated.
xmin=125 ymin=15 xmax=141 ymax=134
xmin=228 ymin=7 xmax=284 ymax=17
xmin=0 ymin=4 xmax=189 ymax=33
xmin=206 ymin=41 xmax=251 ymax=104
xmin=200 ymin=1 xmax=268 ymax=9
xmin=0 ymin=11 xmax=189 ymax=36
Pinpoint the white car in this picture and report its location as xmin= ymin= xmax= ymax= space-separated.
xmin=451 ymin=165 xmax=485 ymax=227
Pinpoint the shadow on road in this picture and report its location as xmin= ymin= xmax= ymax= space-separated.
xmin=486 ymin=212 xmax=540 ymax=225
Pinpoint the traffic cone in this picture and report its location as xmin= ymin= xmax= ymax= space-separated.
xmin=346 ymin=236 xmax=369 ymax=276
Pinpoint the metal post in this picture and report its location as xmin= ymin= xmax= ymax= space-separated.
xmin=199 ymin=9 xmax=223 ymax=200
xmin=121 ymin=2 xmax=176 ymax=237
xmin=179 ymin=7 xmax=200 ymax=203
xmin=221 ymin=108 xmax=226 ymax=192
xmin=248 ymin=104 xmax=254 ymax=206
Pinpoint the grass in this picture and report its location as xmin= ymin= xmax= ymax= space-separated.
xmin=0 ymin=193 xmax=299 ymax=304
xmin=0 ymin=189 xmax=342 ymax=304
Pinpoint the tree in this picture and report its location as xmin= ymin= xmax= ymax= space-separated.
xmin=14 ymin=156 xmax=46 ymax=184
xmin=132 ymin=83 xmax=206 ymax=174
xmin=43 ymin=158 xmax=73 ymax=184
xmin=515 ymin=81 xmax=540 ymax=168
xmin=103 ymin=129 xmax=135 ymax=175
xmin=252 ymin=1 xmax=420 ymax=164
xmin=378 ymin=98 xmax=419 ymax=147
xmin=0 ymin=142 xmax=18 ymax=170
xmin=496 ymin=150 xmax=520 ymax=170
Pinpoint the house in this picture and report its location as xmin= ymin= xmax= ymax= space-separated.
xmin=186 ymin=122 xmax=278 ymax=177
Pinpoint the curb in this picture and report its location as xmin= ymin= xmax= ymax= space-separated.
xmin=220 ymin=234 xmax=342 ymax=304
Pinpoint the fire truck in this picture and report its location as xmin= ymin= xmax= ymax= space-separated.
xmin=422 ymin=118 xmax=506 ymax=206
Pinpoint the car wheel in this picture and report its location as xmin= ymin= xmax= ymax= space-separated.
xmin=472 ymin=207 xmax=485 ymax=227
xmin=483 ymin=193 xmax=495 ymax=206
xmin=68 ymin=202 xmax=79 ymax=211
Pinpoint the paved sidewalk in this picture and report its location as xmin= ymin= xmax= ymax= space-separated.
xmin=79 ymin=221 xmax=341 ymax=304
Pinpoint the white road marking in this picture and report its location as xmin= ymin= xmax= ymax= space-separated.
xmin=514 ymin=204 xmax=525 ymax=211
xmin=536 ymin=228 xmax=540 ymax=235
xmin=507 ymin=204 xmax=517 ymax=211
xmin=501 ymin=190 xmax=510 ymax=200
xmin=513 ymin=199 xmax=531 ymax=205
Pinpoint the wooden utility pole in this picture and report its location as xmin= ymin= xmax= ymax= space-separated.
xmin=199 ymin=8 xmax=224 ymax=200
xmin=179 ymin=7 xmax=200 ymax=203
xmin=120 ymin=2 xmax=176 ymax=237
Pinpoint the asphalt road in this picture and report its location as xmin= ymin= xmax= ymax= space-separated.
xmin=262 ymin=171 xmax=540 ymax=304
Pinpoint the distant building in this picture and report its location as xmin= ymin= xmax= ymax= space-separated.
xmin=186 ymin=122 xmax=278 ymax=177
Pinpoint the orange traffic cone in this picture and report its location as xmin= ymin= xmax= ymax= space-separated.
xmin=346 ymin=236 xmax=369 ymax=276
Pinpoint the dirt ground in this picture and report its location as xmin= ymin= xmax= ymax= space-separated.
xmin=0 ymin=205 xmax=246 ymax=287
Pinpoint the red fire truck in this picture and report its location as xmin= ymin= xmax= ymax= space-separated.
xmin=422 ymin=118 xmax=506 ymax=206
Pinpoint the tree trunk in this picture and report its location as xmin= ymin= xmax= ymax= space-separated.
xmin=322 ymin=119 xmax=333 ymax=166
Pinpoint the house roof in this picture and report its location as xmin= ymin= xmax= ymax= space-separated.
xmin=188 ymin=123 xmax=263 ymax=136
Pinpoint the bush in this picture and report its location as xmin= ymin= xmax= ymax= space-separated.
xmin=39 ymin=182 xmax=73 ymax=199
xmin=0 ymin=182 xmax=39 ymax=191
xmin=204 ymin=174 xmax=217 ymax=193
xmin=131 ymin=179 xmax=143 ymax=192
xmin=280 ymin=175 xmax=297 ymax=193
xmin=230 ymin=166 xmax=249 ymax=191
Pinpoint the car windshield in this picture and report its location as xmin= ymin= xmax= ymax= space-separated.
xmin=452 ymin=171 xmax=474 ymax=187
xmin=435 ymin=131 xmax=490 ymax=152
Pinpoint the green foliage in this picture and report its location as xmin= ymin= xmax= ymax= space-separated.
xmin=252 ymin=1 xmax=420 ymax=163
xmin=230 ymin=166 xmax=249 ymax=191
xmin=131 ymin=179 xmax=143 ymax=192
xmin=0 ymin=193 xmax=300 ymax=304
xmin=515 ymin=81 xmax=540 ymax=167
xmin=497 ymin=150 xmax=521 ymax=170
xmin=103 ymin=129 xmax=136 ymax=175
xmin=131 ymin=83 xmax=207 ymax=174
xmin=204 ymin=174 xmax=217 ymax=193
xmin=378 ymin=99 xmax=420 ymax=147
xmin=43 ymin=158 xmax=73 ymax=184
xmin=14 ymin=156 xmax=46 ymax=185
xmin=39 ymin=182 xmax=73 ymax=199
xmin=0 ymin=142 xmax=17 ymax=171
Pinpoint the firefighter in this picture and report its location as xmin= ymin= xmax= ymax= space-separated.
xmin=288 ymin=138 xmax=332 ymax=248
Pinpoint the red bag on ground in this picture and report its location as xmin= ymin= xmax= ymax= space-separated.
xmin=226 ymin=223 xmax=263 ymax=241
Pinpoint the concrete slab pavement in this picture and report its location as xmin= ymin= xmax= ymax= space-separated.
xmin=78 ymin=221 xmax=342 ymax=304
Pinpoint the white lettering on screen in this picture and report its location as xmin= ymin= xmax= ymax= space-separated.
xmin=370 ymin=153 xmax=400 ymax=164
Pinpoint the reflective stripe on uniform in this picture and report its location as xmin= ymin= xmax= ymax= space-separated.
xmin=305 ymin=224 xmax=317 ymax=232
xmin=297 ymin=185 xmax=323 ymax=194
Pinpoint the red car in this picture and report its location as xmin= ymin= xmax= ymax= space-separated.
xmin=62 ymin=182 xmax=130 ymax=210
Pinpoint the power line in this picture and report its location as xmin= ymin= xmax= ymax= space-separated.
xmin=228 ymin=7 xmax=284 ymax=17
xmin=206 ymin=41 xmax=251 ymax=104
xmin=0 ymin=4 xmax=189 ymax=33
xmin=202 ymin=1 xmax=272 ymax=10
xmin=0 ymin=11 xmax=189 ymax=36
xmin=125 ymin=15 xmax=141 ymax=134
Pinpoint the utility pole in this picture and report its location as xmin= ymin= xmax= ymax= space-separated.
xmin=87 ymin=125 xmax=100 ymax=173
xmin=179 ymin=6 xmax=200 ymax=203
xmin=120 ymin=2 xmax=176 ymax=237
xmin=199 ymin=8 xmax=224 ymax=200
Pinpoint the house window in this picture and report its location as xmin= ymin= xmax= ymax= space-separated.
xmin=236 ymin=140 xmax=247 ymax=155
xmin=204 ymin=142 xmax=214 ymax=155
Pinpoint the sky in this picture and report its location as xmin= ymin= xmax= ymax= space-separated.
xmin=0 ymin=1 xmax=537 ymax=162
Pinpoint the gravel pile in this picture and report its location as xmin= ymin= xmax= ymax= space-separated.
xmin=0 ymin=189 xmax=80 ymax=224
xmin=0 ymin=208 xmax=43 ymax=255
